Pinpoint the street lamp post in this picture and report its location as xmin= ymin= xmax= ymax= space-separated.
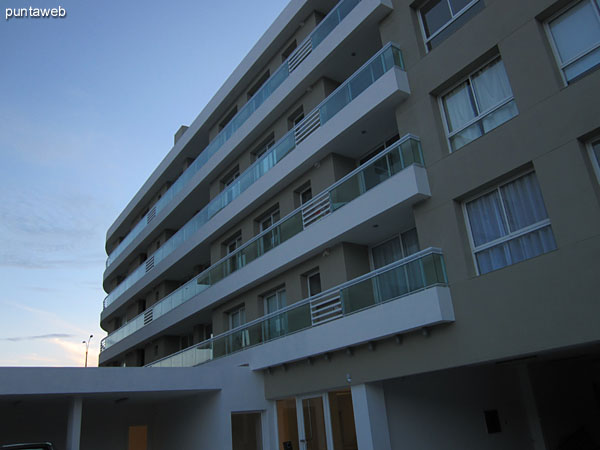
xmin=82 ymin=334 xmax=93 ymax=367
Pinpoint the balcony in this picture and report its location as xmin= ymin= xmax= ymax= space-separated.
xmin=105 ymin=0 xmax=363 ymax=269
xmin=100 ymin=133 xmax=424 ymax=353
xmin=148 ymin=248 xmax=453 ymax=368
xmin=102 ymin=42 xmax=407 ymax=311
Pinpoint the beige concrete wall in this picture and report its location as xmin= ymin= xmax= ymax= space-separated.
xmin=211 ymin=241 xmax=370 ymax=335
xmin=209 ymin=152 xmax=356 ymax=264
xmin=262 ymin=0 xmax=600 ymax=399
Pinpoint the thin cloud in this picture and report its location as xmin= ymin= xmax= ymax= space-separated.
xmin=3 ymin=301 xmax=91 ymax=337
xmin=0 ymin=333 xmax=74 ymax=342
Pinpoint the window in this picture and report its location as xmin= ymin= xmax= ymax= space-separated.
xmin=288 ymin=106 xmax=304 ymax=131
xmin=228 ymin=305 xmax=249 ymax=350
xmin=223 ymin=232 xmax=243 ymax=273
xmin=224 ymin=233 xmax=242 ymax=255
xmin=252 ymin=134 xmax=275 ymax=161
xmin=359 ymin=134 xmax=400 ymax=165
xmin=259 ymin=208 xmax=280 ymax=232
xmin=589 ymin=139 xmax=600 ymax=181
xmin=419 ymin=0 xmax=483 ymax=51
xmin=297 ymin=183 xmax=313 ymax=206
xmin=229 ymin=306 xmax=245 ymax=328
xmin=546 ymin=0 xmax=600 ymax=83
xmin=441 ymin=57 xmax=518 ymax=152
xmin=281 ymin=40 xmax=297 ymax=62
xmin=247 ymin=70 xmax=270 ymax=101
xmin=231 ymin=412 xmax=262 ymax=450
xmin=307 ymin=270 xmax=322 ymax=297
xmin=257 ymin=207 xmax=281 ymax=253
xmin=221 ymin=166 xmax=241 ymax=204
xmin=263 ymin=288 xmax=287 ymax=339
xmin=464 ymin=172 xmax=557 ymax=275
xmin=219 ymin=106 xmax=238 ymax=131
xmin=222 ymin=167 xmax=240 ymax=189
xmin=371 ymin=228 xmax=420 ymax=270
xmin=371 ymin=229 xmax=421 ymax=296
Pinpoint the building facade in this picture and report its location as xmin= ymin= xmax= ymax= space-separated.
xmin=6 ymin=0 xmax=599 ymax=448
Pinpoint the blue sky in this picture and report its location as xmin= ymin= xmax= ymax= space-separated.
xmin=0 ymin=0 xmax=288 ymax=366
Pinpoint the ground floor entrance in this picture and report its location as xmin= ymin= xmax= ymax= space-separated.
xmin=276 ymin=388 xmax=357 ymax=450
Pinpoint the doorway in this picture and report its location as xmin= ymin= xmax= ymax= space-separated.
xmin=276 ymin=388 xmax=357 ymax=450
xmin=128 ymin=425 xmax=147 ymax=450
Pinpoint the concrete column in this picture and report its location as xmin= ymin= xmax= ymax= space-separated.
xmin=66 ymin=396 xmax=83 ymax=450
xmin=518 ymin=366 xmax=548 ymax=450
xmin=351 ymin=383 xmax=391 ymax=450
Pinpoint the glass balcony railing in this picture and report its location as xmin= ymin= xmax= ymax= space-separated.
xmin=100 ymin=132 xmax=422 ymax=352
xmin=147 ymin=248 xmax=448 ymax=368
xmin=106 ymin=0 xmax=362 ymax=269
xmin=102 ymin=42 xmax=406 ymax=311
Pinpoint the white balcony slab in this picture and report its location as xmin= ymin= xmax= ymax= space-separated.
xmin=247 ymin=286 xmax=454 ymax=370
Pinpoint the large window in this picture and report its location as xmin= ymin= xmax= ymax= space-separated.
xmin=464 ymin=172 xmax=557 ymax=275
xmin=263 ymin=288 xmax=287 ymax=339
xmin=228 ymin=305 xmax=249 ymax=350
xmin=371 ymin=228 xmax=420 ymax=269
xmin=590 ymin=139 xmax=600 ymax=182
xmin=546 ymin=0 xmax=600 ymax=83
xmin=419 ymin=0 xmax=483 ymax=51
xmin=441 ymin=57 xmax=518 ymax=152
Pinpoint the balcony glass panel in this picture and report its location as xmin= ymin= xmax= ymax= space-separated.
xmin=319 ymin=44 xmax=404 ymax=124
xmin=106 ymin=0 xmax=363 ymax=269
xmin=101 ymin=133 xmax=422 ymax=352
xmin=104 ymin=43 xmax=405 ymax=310
xmin=311 ymin=0 xmax=360 ymax=48
xmin=147 ymin=249 xmax=447 ymax=367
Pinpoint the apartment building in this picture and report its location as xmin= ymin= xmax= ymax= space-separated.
xmin=2 ymin=0 xmax=599 ymax=448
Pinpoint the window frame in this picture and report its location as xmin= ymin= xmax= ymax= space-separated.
xmin=418 ymin=0 xmax=481 ymax=52
xmin=462 ymin=170 xmax=554 ymax=275
xmin=221 ymin=166 xmax=240 ymax=189
xmin=588 ymin=138 xmax=600 ymax=183
xmin=438 ymin=56 xmax=517 ymax=152
xmin=296 ymin=182 xmax=313 ymax=206
xmin=252 ymin=134 xmax=275 ymax=161
xmin=228 ymin=305 xmax=246 ymax=330
xmin=263 ymin=287 xmax=287 ymax=315
xmin=544 ymin=0 xmax=600 ymax=85
xmin=306 ymin=270 xmax=322 ymax=297
xmin=259 ymin=208 xmax=281 ymax=233
xmin=369 ymin=228 xmax=420 ymax=270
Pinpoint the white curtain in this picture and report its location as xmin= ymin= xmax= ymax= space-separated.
xmin=443 ymin=82 xmax=477 ymax=131
xmin=372 ymin=237 xmax=402 ymax=269
xmin=500 ymin=173 xmax=548 ymax=231
xmin=443 ymin=82 xmax=482 ymax=149
xmin=466 ymin=190 xmax=507 ymax=247
xmin=472 ymin=59 xmax=516 ymax=131
xmin=401 ymin=228 xmax=420 ymax=256
xmin=469 ymin=173 xmax=557 ymax=274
